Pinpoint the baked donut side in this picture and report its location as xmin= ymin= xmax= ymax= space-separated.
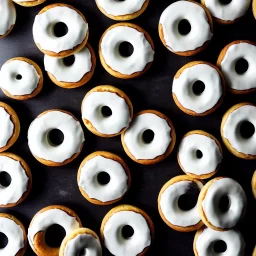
xmin=252 ymin=171 xmax=256 ymax=199
xmin=13 ymin=0 xmax=47 ymax=7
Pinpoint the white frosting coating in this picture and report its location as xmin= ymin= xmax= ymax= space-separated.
xmin=100 ymin=26 xmax=154 ymax=75
xmin=0 ymin=60 xmax=40 ymax=96
xmin=0 ymin=216 xmax=24 ymax=255
xmin=123 ymin=113 xmax=172 ymax=160
xmin=0 ymin=0 xmax=16 ymax=36
xmin=0 ymin=107 xmax=14 ymax=148
xmin=33 ymin=6 xmax=88 ymax=53
xmin=172 ymin=64 xmax=222 ymax=113
xmin=160 ymin=180 xmax=203 ymax=227
xmin=202 ymin=178 xmax=247 ymax=229
xmin=82 ymin=91 xmax=131 ymax=135
xmin=159 ymin=1 xmax=212 ymax=52
xmin=79 ymin=155 xmax=128 ymax=202
xmin=15 ymin=0 xmax=34 ymax=2
xmin=178 ymin=134 xmax=222 ymax=176
xmin=103 ymin=211 xmax=151 ymax=256
xmin=28 ymin=111 xmax=84 ymax=163
xmin=220 ymin=42 xmax=256 ymax=91
xmin=196 ymin=228 xmax=245 ymax=256
xmin=44 ymin=46 xmax=92 ymax=83
xmin=223 ymin=105 xmax=256 ymax=155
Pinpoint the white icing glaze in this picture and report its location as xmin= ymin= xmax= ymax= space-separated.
xmin=28 ymin=111 xmax=84 ymax=163
xmin=172 ymin=64 xmax=222 ymax=113
xmin=33 ymin=6 xmax=88 ymax=53
xmin=0 ymin=59 xmax=40 ymax=96
xmin=220 ymin=42 xmax=256 ymax=91
xmin=159 ymin=1 xmax=212 ymax=52
xmin=103 ymin=211 xmax=151 ymax=256
xmin=0 ymin=107 xmax=14 ymax=148
xmin=123 ymin=113 xmax=172 ymax=160
xmin=44 ymin=46 xmax=92 ymax=83
xmin=0 ymin=0 xmax=16 ymax=36
xmin=82 ymin=91 xmax=131 ymax=135
xmin=178 ymin=134 xmax=222 ymax=176
xmin=100 ymin=25 xmax=154 ymax=75
xmin=223 ymin=105 xmax=256 ymax=155
xmin=15 ymin=0 xmax=35 ymax=2
xmin=196 ymin=228 xmax=245 ymax=256
xmin=0 ymin=216 xmax=24 ymax=255
xmin=79 ymin=155 xmax=128 ymax=202
xmin=160 ymin=180 xmax=203 ymax=227
xmin=202 ymin=178 xmax=247 ymax=229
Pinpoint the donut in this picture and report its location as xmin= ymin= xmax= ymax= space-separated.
xmin=159 ymin=1 xmax=213 ymax=56
xmin=121 ymin=110 xmax=176 ymax=165
xmin=0 ymin=213 xmax=27 ymax=256
xmin=33 ymin=3 xmax=89 ymax=58
xmin=0 ymin=102 xmax=20 ymax=153
xmin=172 ymin=61 xmax=225 ymax=116
xmin=99 ymin=23 xmax=154 ymax=79
xmin=252 ymin=171 xmax=256 ymax=199
xmin=217 ymin=40 xmax=256 ymax=94
xmin=78 ymin=151 xmax=131 ymax=205
xmin=0 ymin=0 xmax=16 ymax=39
xmin=13 ymin=0 xmax=46 ymax=7
xmin=178 ymin=130 xmax=223 ymax=179
xmin=100 ymin=205 xmax=154 ymax=256
xmin=59 ymin=228 xmax=102 ymax=256
xmin=28 ymin=205 xmax=82 ymax=256
xmin=81 ymin=85 xmax=133 ymax=137
xmin=194 ymin=226 xmax=245 ymax=256
xmin=96 ymin=0 xmax=149 ymax=21
xmin=198 ymin=177 xmax=247 ymax=231
xmin=221 ymin=103 xmax=256 ymax=159
xmin=0 ymin=57 xmax=43 ymax=100
xmin=27 ymin=109 xmax=85 ymax=166
xmin=44 ymin=44 xmax=96 ymax=89
xmin=158 ymin=175 xmax=204 ymax=232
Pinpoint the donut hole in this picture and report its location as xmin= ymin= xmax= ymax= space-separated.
xmin=119 ymin=42 xmax=134 ymax=57
xmin=45 ymin=224 xmax=66 ymax=248
xmin=16 ymin=74 xmax=22 ymax=80
xmin=219 ymin=0 xmax=232 ymax=5
xmin=213 ymin=240 xmax=227 ymax=253
xmin=218 ymin=195 xmax=231 ymax=213
xmin=48 ymin=129 xmax=64 ymax=146
xmin=178 ymin=19 xmax=191 ymax=36
xmin=142 ymin=129 xmax=155 ymax=144
xmin=0 ymin=171 xmax=11 ymax=187
xmin=101 ymin=106 xmax=112 ymax=118
xmin=196 ymin=149 xmax=203 ymax=159
xmin=53 ymin=22 xmax=68 ymax=37
xmin=121 ymin=225 xmax=134 ymax=240
xmin=0 ymin=232 xmax=8 ymax=249
xmin=78 ymin=249 xmax=87 ymax=256
xmin=192 ymin=81 xmax=205 ymax=96
xmin=235 ymin=58 xmax=249 ymax=75
xmin=63 ymin=55 xmax=75 ymax=67
xmin=97 ymin=172 xmax=110 ymax=185
xmin=239 ymin=121 xmax=255 ymax=139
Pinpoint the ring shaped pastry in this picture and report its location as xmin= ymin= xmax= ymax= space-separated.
xmin=198 ymin=177 xmax=247 ymax=231
xmin=158 ymin=175 xmax=204 ymax=232
xmin=0 ymin=102 xmax=20 ymax=152
xmin=99 ymin=23 xmax=154 ymax=79
xmin=159 ymin=1 xmax=213 ymax=56
xmin=33 ymin=3 xmax=89 ymax=58
xmin=28 ymin=109 xmax=85 ymax=166
xmin=0 ymin=213 xmax=27 ymax=256
xmin=178 ymin=130 xmax=223 ymax=179
xmin=82 ymin=85 xmax=133 ymax=137
xmin=59 ymin=228 xmax=102 ymax=256
xmin=252 ymin=171 xmax=256 ymax=199
xmin=78 ymin=151 xmax=131 ymax=205
xmin=172 ymin=61 xmax=225 ymax=116
xmin=101 ymin=205 xmax=154 ymax=256
xmin=13 ymin=0 xmax=46 ymax=7
xmin=0 ymin=57 xmax=43 ymax=100
xmin=121 ymin=110 xmax=176 ymax=165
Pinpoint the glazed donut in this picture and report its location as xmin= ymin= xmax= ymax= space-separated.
xmin=198 ymin=177 xmax=247 ymax=230
xmin=252 ymin=171 xmax=256 ymax=199
xmin=59 ymin=228 xmax=102 ymax=256
xmin=159 ymin=1 xmax=213 ymax=56
xmin=13 ymin=0 xmax=46 ymax=7
xmin=0 ymin=213 xmax=27 ymax=256
xmin=121 ymin=110 xmax=176 ymax=165
xmin=28 ymin=109 xmax=84 ymax=166
xmin=158 ymin=175 xmax=204 ymax=232
xmin=0 ymin=57 xmax=43 ymax=100
xmin=101 ymin=205 xmax=154 ymax=256
xmin=221 ymin=103 xmax=256 ymax=159
xmin=82 ymin=85 xmax=133 ymax=137
xmin=96 ymin=0 xmax=149 ymax=21
xmin=178 ymin=130 xmax=223 ymax=179
xmin=78 ymin=151 xmax=131 ymax=205
xmin=44 ymin=44 xmax=96 ymax=89
xmin=33 ymin=4 xmax=89 ymax=58
xmin=217 ymin=41 xmax=256 ymax=94
xmin=194 ymin=227 xmax=245 ymax=256
xmin=99 ymin=23 xmax=154 ymax=79
xmin=0 ymin=102 xmax=20 ymax=152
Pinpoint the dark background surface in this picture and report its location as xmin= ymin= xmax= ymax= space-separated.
xmin=0 ymin=0 xmax=255 ymax=255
